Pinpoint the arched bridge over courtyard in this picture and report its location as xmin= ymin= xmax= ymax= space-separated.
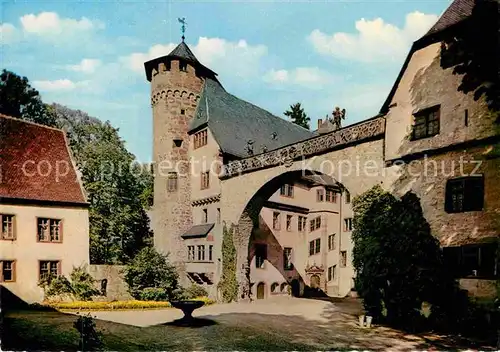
xmin=219 ymin=115 xmax=400 ymax=299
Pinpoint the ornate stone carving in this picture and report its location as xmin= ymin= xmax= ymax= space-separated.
xmin=191 ymin=194 xmax=221 ymax=206
xmin=151 ymin=88 xmax=200 ymax=106
xmin=222 ymin=117 xmax=385 ymax=178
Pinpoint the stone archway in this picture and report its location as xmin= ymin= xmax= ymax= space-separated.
xmin=230 ymin=169 xmax=350 ymax=300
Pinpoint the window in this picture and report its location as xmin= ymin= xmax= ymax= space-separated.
xmin=39 ymin=260 xmax=60 ymax=280
xmin=345 ymin=191 xmax=351 ymax=204
xmin=181 ymin=109 xmax=185 ymax=115
xmin=255 ymin=244 xmax=267 ymax=268
xmin=445 ymin=176 xmax=484 ymax=213
xmin=37 ymin=218 xmax=62 ymax=242
xmin=1 ymin=214 xmax=15 ymax=240
xmin=443 ymin=243 xmax=498 ymax=279
xmin=208 ymin=245 xmax=213 ymax=261
xmin=283 ymin=247 xmax=293 ymax=270
xmin=179 ymin=60 xmax=187 ymax=72
xmin=0 ymin=260 xmax=15 ymax=282
xmin=286 ymin=215 xmax=292 ymax=231
xmin=280 ymin=184 xmax=294 ymax=197
xmin=167 ymin=172 xmax=178 ymax=192
xmin=464 ymin=109 xmax=469 ymax=127
xmin=188 ymin=245 xmax=195 ymax=261
xmin=197 ymin=245 xmax=205 ymax=261
xmin=340 ymin=251 xmax=347 ymax=267
xmin=202 ymin=209 xmax=208 ymax=224
xmin=344 ymin=218 xmax=353 ymax=232
xmin=194 ymin=130 xmax=208 ymax=149
xmin=316 ymin=189 xmax=324 ymax=202
xmin=298 ymin=216 xmax=307 ymax=232
xmin=412 ymin=105 xmax=440 ymax=140
xmin=273 ymin=212 xmax=281 ymax=230
xmin=309 ymin=216 xmax=321 ymax=232
xmin=325 ymin=190 xmax=337 ymax=203
xmin=217 ymin=208 xmax=221 ymax=224
xmin=201 ymin=171 xmax=210 ymax=190
xmin=309 ymin=238 xmax=321 ymax=255
xmin=328 ymin=265 xmax=336 ymax=282
xmin=328 ymin=234 xmax=336 ymax=251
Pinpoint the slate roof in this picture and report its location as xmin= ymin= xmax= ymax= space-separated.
xmin=181 ymin=223 xmax=215 ymax=239
xmin=423 ymin=0 xmax=474 ymax=38
xmin=190 ymin=78 xmax=315 ymax=158
xmin=0 ymin=114 xmax=87 ymax=205
xmin=168 ymin=41 xmax=200 ymax=63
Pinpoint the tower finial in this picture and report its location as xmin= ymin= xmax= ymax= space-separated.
xmin=178 ymin=17 xmax=187 ymax=42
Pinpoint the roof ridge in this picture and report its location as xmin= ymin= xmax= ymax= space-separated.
xmin=0 ymin=113 xmax=64 ymax=133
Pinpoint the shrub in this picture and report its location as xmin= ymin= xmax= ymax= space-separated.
xmin=70 ymin=266 xmax=100 ymax=301
xmin=139 ymin=287 xmax=168 ymax=301
xmin=74 ymin=314 xmax=103 ymax=351
xmin=217 ymin=224 xmax=238 ymax=303
xmin=47 ymin=300 xmax=172 ymax=310
xmin=38 ymin=266 xmax=100 ymax=302
xmin=184 ymin=284 xmax=208 ymax=299
xmin=123 ymin=247 xmax=182 ymax=301
xmin=352 ymin=186 xmax=456 ymax=329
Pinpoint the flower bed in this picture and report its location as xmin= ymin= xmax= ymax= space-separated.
xmin=42 ymin=297 xmax=215 ymax=311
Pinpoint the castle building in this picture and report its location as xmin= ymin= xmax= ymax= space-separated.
xmin=0 ymin=115 xmax=90 ymax=303
xmin=147 ymin=0 xmax=499 ymax=300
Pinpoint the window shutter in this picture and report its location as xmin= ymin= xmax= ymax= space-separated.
xmin=465 ymin=176 xmax=484 ymax=211
xmin=59 ymin=220 xmax=63 ymax=242
xmin=444 ymin=180 xmax=453 ymax=213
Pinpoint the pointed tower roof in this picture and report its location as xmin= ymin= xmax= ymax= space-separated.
xmin=143 ymin=41 xmax=217 ymax=82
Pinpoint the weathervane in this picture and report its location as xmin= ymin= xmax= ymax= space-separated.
xmin=178 ymin=17 xmax=187 ymax=42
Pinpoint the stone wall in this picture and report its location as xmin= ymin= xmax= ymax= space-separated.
xmin=150 ymin=59 xmax=204 ymax=282
xmin=88 ymin=265 xmax=132 ymax=301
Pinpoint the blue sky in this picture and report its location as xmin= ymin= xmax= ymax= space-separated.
xmin=1 ymin=0 xmax=451 ymax=162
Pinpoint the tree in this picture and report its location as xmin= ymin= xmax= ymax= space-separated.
xmin=123 ymin=247 xmax=183 ymax=301
xmin=440 ymin=0 xmax=500 ymax=114
xmin=284 ymin=102 xmax=310 ymax=130
xmin=0 ymin=69 xmax=56 ymax=126
xmin=352 ymin=185 xmax=455 ymax=328
xmin=217 ymin=224 xmax=238 ymax=303
xmin=67 ymin=120 xmax=152 ymax=264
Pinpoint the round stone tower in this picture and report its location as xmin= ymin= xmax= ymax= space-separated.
xmin=144 ymin=40 xmax=217 ymax=266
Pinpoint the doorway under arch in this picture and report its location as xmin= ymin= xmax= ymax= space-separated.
xmin=256 ymin=282 xmax=266 ymax=299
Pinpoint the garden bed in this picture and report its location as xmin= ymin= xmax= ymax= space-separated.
xmin=40 ymin=297 xmax=214 ymax=311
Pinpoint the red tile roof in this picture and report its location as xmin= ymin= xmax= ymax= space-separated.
xmin=0 ymin=114 xmax=87 ymax=205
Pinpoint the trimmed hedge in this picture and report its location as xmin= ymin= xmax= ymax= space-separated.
xmin=43 ymin=297 xmax=215 ymax=311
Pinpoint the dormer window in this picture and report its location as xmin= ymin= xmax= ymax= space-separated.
xmin=179 ymin=61 xmax=187 ymax=72
xmin=412 ymin=105 xmax=440 ymax=140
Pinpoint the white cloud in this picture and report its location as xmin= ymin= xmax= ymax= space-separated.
xmin=264 ymin=67 xmax=335 ymax=89
xmin=309 ymin=11 xmax=438 ymax=63
xmin=20 ymin=12 xmax=104 ymax=37
xmin=121 ymin=37 xmax=268 ymax=79
xmin=120 ymin=43 xmax=177 ymax=73
xmin=66 ymin=59 xmax=102 ymax=74
xmin=33 ymin=79 xmax=90 ymax=91
xmin=0 ymin=23 xmax=17 ymax=44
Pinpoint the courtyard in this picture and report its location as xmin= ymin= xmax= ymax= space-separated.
xmin=2 ymin=297 xmax=495 ymax=351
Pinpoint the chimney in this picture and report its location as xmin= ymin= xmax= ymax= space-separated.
xmin=317 ymin=119 xmax=322 ymax=129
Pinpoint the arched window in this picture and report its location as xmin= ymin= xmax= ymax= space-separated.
xmin=271 ymin=282 xmax=279 ymax=293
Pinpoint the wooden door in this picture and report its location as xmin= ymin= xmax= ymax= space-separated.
xmin=256 ymin=282 xmax=265 ymax=299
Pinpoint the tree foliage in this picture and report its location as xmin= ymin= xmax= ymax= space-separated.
xmin=440 ymin=0 xmax=500 ymax=114
xmin=67 ymin=119 xmax=152 ymax=264
xmin=123 ymin=247 xmax=183 ymax=301
xmin=352 ymin=186 xmax=456 ymax=328
xmin=284 ymin=102 xmax=310 ymax=130
xmin=0 ymin=69 xmax=56 ymax=126
xmin=217 ymin=224 xmax=238 ymax=303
